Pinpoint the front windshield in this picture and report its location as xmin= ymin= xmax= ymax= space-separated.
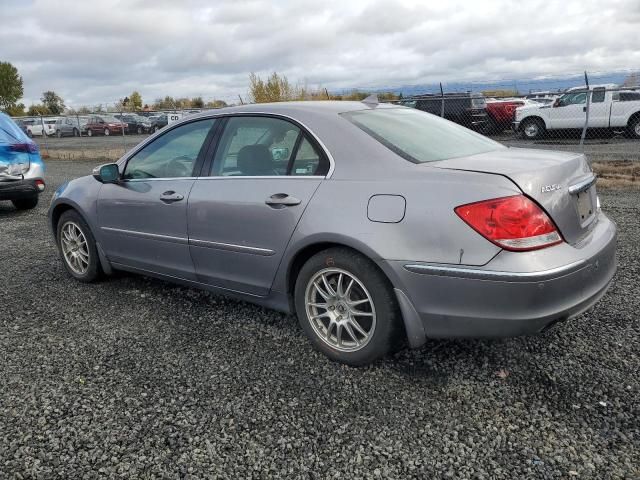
xmin=341 ymin=107 xmax=504 ymax=163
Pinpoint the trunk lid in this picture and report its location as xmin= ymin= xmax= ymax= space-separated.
xmin=431 ymin=147 xmax=597 ymax=244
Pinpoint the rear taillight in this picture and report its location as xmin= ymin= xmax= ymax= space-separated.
xmin=455 ymin=195 xmax=562 ymax=251
xmin=10 ymin=142 xmax=39 ymax=154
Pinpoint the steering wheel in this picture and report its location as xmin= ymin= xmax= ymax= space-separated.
xmin=166 ymin=155 xmax=193 ymax=177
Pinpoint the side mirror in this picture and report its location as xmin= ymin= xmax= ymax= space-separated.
xmin=92 ymin=163 xmax=120 ymax=183
xmin=271 ymin=147 xmax=290 ymax=161
xmin=553 ymin=98 xmax=561 ymax=108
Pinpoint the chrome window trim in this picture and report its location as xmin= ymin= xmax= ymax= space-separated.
xmin=117 ymin=112 xmax=336 ymax=179
xmin=189 ymin=239 xmax=275 ymax=256
xmin=403 ymin=260 xmax=587 ymax=282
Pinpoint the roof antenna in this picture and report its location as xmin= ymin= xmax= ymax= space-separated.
xmin=361 ymin=94 xmax=379 ymax=106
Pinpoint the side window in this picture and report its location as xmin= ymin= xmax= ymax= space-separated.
xmin=591 ymin=89 xmax=605 ymax=103
xmin=291 ymin=136 xmax=327 ymax=176
xmin=213 ymin=116 xmax=300 ymax=176
xmin=123 ymin=118 xmax=215 ymax=179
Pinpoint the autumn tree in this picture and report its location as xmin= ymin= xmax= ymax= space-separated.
xmin=5 ymin=103 xmax=25 ymax=116
xmin=191 ymin=96 xmax=204 ymax=108
xmin=41 ymin=91 xmax=65 ymax=114
xmin=27 ymin=104 xmax=50 ymax=116
xmin=0 ymin=61 xmax=24 ymax=112
xmin=248 ymin=72 xmax=297 ymax=103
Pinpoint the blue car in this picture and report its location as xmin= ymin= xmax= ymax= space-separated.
xmin=0 ymin=113 xmax=46 ymax=209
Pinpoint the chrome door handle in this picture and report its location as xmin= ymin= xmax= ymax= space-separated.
xmin=160 ymin=191 xmax=184 ymax=203
xmin=265 ymin=193 xmax=301 ymax=208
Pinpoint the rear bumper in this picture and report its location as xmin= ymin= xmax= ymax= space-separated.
xmin=0 ymin=178 xmax=44 ymax=200
xmin=386 ymin=212 xmax=617 ymax=345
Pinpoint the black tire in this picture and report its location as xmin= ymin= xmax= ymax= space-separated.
xmin=627 ymin=116 xmax=640 ymax=139
xmin=73 ymin=128 xmax=79 ymax=137
xmin=137 ymin=126 xmax=143 ymax=134
xmin=27 ymin=130 xmax=33 ymax=138
xmin=520 ymin=117 xmax=545 ymax=140
xmin=480 ymin=116 xmax=501 ymax=136
xmin=154 ymin=125 xmax=159 ymax=133
xmin=104 ymin=128 xmax=110 ymax=136
xmin=294 ymin=247 xmax=402 ymax=366
xmin=56 ymin=130 xmax=62 ymax=138
xmin=56 ymin=210 xmax=102 ymax=283
xmin=11 ymin=196 xmax=38 ymax=210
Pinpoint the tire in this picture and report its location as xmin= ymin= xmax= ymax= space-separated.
xmin=56 ymin=210 xmax=102 ymax=283
xmin=480 ymin=116 xmax=500 ymax=136
xmin=57 ymin=130 xmax=62 ymax=138
xmin=137 ymin=126 xmax=143 ymax=134
xmin=154 ymin=125 xmax=159 ymax=133
xmin=73 ymin=128 xmax=79 ymax=137
xmin=520 ymin=117 xmax=545 ymax=140
xmin=294 ymin=247 xmax=402 ymax=366
xmin=27 ymin=130 xmax=33 ymax=138
xmin=87 ymin=129 xmax=93 ymax=137
xmin=11 ymin=196 xmax=38 ymax=210
xmin=104 ymin=128 xmax=110 ymax=136
xmin=628 ymin=116 xmax=640 ymax=139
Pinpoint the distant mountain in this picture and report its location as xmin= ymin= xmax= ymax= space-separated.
xmin=334 ymin=71 xmax=638 ymax=97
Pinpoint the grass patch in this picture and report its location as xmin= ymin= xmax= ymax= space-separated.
xmin=592 ymin=161 xmax=640 ymax=190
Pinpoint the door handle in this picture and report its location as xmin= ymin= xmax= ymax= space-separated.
xmin=160 ymin=190 xmax=184 ymax=203
xmin=583 ymin=106 xmax=587 ymax=112
xmin=265 ymin=193 xmax=301 ymax=208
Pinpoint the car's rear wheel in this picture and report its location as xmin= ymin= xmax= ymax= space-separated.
xmin=56 ymin=210 xmax=102 ymax=282
xmin=12 ymin=196 xmax=38 ymax=210
xmin=628 ymin=116 xmax=640 ymax=139
xmin=521 ymin=118 xmax=545 ymax=140
xmin=294 ymin=247 xmax=402 ymax=366
xmin=104 ymin=128 xmax=110 ymax=136
xmin=87 ymin=129 xmax=93 ymax=137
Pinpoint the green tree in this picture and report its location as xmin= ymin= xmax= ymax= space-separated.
xmin=0 ymin=61 xmax=24 ymax=112
xmin=5 ymin=103 xmax=26 ymax=116
xmin=27 ymin=104 xmax=50 ymax=116
xmin=249 ymin=72 xmax=297 ymax=103
xmin=191 ymin=96 xmax=204 ymax=108
xmin=129 ymin=91 xmax=143 ymax=110
xmin=205 ymin=99 xmax=228 ymax=109
xmin=41 ymin=91 xmax=65 ymax=114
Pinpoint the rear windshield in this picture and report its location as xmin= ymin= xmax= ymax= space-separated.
xmin=341 ymin=107 xmax=504 ymax=163
xmin=0 ymin=113 xmax=29 ymax=144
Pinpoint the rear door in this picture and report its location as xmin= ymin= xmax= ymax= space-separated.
xmin=587 ymin=88 xmax=609 ymax=128
xmin=187 ymin=115 xmax=330 ymax=296
xmin=97 ymin=118 xmax=217 ymax=279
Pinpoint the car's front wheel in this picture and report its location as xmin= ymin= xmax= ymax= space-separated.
xmin=56 ymin=210 xmax=102 ymax=282
xmin=521 ymin=117 xmax=545 ymax=140
xmin=104 ymin=128 xmax=110 ymax=136
xmin=294 ymin=248 xmax=402 ymax=366
xmin=56 ymin=130 xmax=62 ymax=138
xmin=12 ymin=196 xmax=38 ymax=210
xmin=87 ymin=129 xmax=93 ymax=137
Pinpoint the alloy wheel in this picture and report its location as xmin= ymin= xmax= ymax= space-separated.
xmin=60 ymin=222 xmax=90 ymax=275
xmin=304 ymin=268 xmax=376 ymax=352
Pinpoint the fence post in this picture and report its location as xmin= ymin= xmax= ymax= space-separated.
xmin=76 ymin=114 xmax=80 ymax=137
xmin=39 ymin=114 xmax=48 ymax=156
xmin=119 ymin=107 xmax=126 ymax=154
xmin=580 ymin=71 xmax=590 ymax=150
xmin=440 ymin=82 xmax=445 ymax=118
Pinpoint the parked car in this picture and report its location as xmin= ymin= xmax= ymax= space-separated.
xmin=85 ymin=115 xmax=127 ymax=136
xmin=514 ymin=84 xmax=640 ymax=139
xmin=0 ymin=113 xmax=46 ymax=209
xmin=30 ymin=118 xmax=58 ymax=137
xmin=54 ymin=117 xmax=82 ymax=137
xmin=484 ymin=98 xmax=526 ymax=134
xmin=114 ymin=114 xmax=152 ymax=135
xmin=13 ymin=118 xmax=36 ymax=137
xmin=49 ymin=101 xmax=616 ymax=366
xmin=399 ymin=93 xmax=489 ymax=132
xmin=148 ymin=114 xmax=168 ymax=132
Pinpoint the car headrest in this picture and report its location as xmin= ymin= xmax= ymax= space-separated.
xmin=237 ymin=145 xmax=273 ymax=176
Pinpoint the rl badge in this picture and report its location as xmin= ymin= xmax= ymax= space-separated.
xmin=541 ymin=184 xmax=562 ymax=193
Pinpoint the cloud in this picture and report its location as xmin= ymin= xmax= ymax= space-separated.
xmin=0 ymin=0 xmax=638 ymax=107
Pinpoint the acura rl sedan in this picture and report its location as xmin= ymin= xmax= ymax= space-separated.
xmin=48 ymin=100 xmax=616 ymax=366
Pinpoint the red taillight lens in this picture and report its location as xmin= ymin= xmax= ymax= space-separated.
xmin=10 ymin=142 xmax=39 ymax=154
xmin=454 ymin=195 xmax=562 ymax=251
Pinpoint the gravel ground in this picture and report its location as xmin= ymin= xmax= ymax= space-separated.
xmin=1 ymin=159 xmax=638 ymax=479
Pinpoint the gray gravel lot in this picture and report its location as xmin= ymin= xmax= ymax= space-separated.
xmin=1 ymin=159 xmax=639 ymax=479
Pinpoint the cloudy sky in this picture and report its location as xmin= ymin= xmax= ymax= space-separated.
xmin=1 ymin=0 xmax=639 ymax=108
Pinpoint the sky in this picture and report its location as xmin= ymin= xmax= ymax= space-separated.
xmin=1 ymin=0 xmax=639 ymax=108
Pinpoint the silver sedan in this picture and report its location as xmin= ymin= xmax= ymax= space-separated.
xmin=48 ymin=101 xmax=617 ymax=365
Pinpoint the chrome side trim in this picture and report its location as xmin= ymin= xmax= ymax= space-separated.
xmin=189 ymin=238 xmax=275 ymax=256
xmin=192 ymin=175 xmax=324 ymax=181
xmin=568 ymin=174 xmax=597 ymax=195
xmin=101 ymin=227 xmax=188 ymax=245
xmin=123 ymin=177 xmax=197 ymax=182
xmin=403 ymin=260 xmax=587 ymax=282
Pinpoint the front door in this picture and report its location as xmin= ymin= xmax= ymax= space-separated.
xmin=97 ymin=118 xmax=217 ymax=279
xmin=188 ymin=115 xmax=330 ymax=296
xmin=548 ymin=91 xmax=587 ymax=129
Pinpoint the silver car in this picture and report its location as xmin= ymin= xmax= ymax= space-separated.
xmin=48 ymin=101 xmax=617 ymax=365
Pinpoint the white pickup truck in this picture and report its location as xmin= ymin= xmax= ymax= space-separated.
xmin=514 ymin=84 xmax=640 ymax=139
